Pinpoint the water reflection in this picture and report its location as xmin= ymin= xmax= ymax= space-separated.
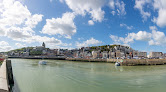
xmin=11 ymin=59 xmax=166 ymax=92
xmin=12 ymin=77 xmax=21 ymax=92
xmin=115 ymin=66 xmax=124 ymax=72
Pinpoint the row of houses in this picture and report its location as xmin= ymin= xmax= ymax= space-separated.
xmin=7 ymin=43 xmax=166 ymax=59
xmin=71 ymin=45 xmax=148 ymax=59
xmin=149 ymin=52 xmax=165 ymax=59
xmin=71 ymin=50 xmax=166 ymax=59
xmin=8 ymin=42 xmax=66 ymax=57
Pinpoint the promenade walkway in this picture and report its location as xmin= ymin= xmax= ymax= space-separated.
xmin=0 ymin=60 xmax=9 ymax=92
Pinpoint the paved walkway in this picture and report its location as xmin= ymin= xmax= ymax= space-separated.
xmin=0 ymin=61 xmax=9 ymax=92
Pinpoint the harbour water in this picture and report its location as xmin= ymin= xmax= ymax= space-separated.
xmin=11 ymin=59 xmax=166 ymax=92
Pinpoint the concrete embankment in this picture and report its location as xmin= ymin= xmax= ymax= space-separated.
xmin=120 ymin=59 xmax=166 ymax=66
xmin=66 ymin=58 xmax=107 ymax=62
xmin=0 ymin=60 xmax=14 ymax=92
xmin=66 ymin=58 xmax=124 ymax=63
xmin=66 ymin=58 xmax=166 ymax=66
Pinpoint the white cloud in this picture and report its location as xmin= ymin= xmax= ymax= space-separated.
xmin=149 ymin=30 xmax=166 ymax=45
xmin=21 ymin=35 xmax=62 ymax=45
xmin=115 ymin=0 xmax=126 ymax=15
xmin=153 ymin=0 xmax=166 ymax=10
xmin=0 ymin=0 xmax=44 ymax=41
xmin=6 ymin=27 xmax=32 ymax=41
xmin=109 ymin=0 xmax=126 ymax=16
xmin=0 ymin=41 xmax=9 ymax=46
xmin=0 ymin=41 xmax=12 ymax=52
xmin=60 ymin=0 xmax=126 ymax=25
xmin=110 ymin=31 xmax=152 ymax=45
xmin=61 ymin=0 xmax=105 ymax=22
xmin=155 ymin=9 xmax=166 ymax=27
xmin=15 ymin=43 xmax=26 ymax=48
xmin=134 ymin=0 xmax=151 ymax=21
xmin=78 ymin=37 xmax=84 ymax=40
xmin=135 ymin=31 xmax=152 ymax=41
xmin=0 ymin=26 xmax=6 ymax=36
xmin=111 ymin=11 xmax=116 ymax=16
xmin=41 ymin=12 xmax=76 ymax=39
xmin=110 ymin=27 xmax=166 ymax=46
xmin=133 ymin=0 xmax=166 ymax=27
xmin=110 ymin=35 xmax=125 ymax=44
xmin=120 ymin=23 xmax=134 ymax=30
xmin=149 ymin=26 xmax=157 ymax=30
xmin=109 ymin=0 xmax=115 ymax=9
xmin=25 ymin=14 xmax=43 ymax=28
xmin=88 ymin=20 xmax=94 ymax=25
xmin=153 ymin=2 xmax=166 ymax=27
xmin=152 ymin=0 xmax=166 ymax=27
xmin=0 ymin=0 xmax=70 ymax=50
xmin=76 ymin=38 xmax=102 ymax=48
xmin=0 ymin=0 xmax=31 ymax=26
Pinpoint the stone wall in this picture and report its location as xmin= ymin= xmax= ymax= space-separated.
xmin=0 ymin=60 xmax=14 ymax=92
xmin=121 ymin=59 xmax=166 ymax=66
xmin=67 ymin=58 xmax=166 ymax=66
xmin=0 ymin=60 xmax=9 ymax=92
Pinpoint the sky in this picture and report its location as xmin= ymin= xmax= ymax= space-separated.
xmin=0 ymin=0 xmax=166 ymax=53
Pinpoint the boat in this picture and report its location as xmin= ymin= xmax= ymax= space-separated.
xmin=38 ymin=61 xmax=47 ymax=65
xmin=115 ymin=62 xmax=120 ymax=66
xmin=115 ymin=57 xmax=120 ymax=66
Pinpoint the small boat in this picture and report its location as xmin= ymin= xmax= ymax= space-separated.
xmin=115 ymin=57 xmax=120 ymax=66
xmin=38 ymin=61 xmax=47 ymax=65
xmin=115 ymin=62 xmax=120 ymax=66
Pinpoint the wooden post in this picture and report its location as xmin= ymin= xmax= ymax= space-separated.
xmin=6 ymin=60 xmax=14 ymax=85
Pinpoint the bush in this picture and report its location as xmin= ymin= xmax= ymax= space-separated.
xmin=0 ymin=61 xmax=2 ymax=65
xmin=30 ymin=50 xmax=42 ymax=55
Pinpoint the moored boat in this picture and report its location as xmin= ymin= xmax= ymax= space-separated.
xmin=115 ymin=62 xmax=120 ymax=66
xmin=38 ymin=61 xmax=47 ymax=65
xmin=115 ymin=57 xmax=120 ymax=66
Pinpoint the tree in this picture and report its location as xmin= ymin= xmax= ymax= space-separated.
xmin=30 ymin=50 xmax=42 ymax=55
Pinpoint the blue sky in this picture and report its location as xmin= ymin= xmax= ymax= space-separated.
xmin=0 ymin=0 xmax=166 ymax=53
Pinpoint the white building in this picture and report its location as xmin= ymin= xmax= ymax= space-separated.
xmin=109 ymin=52 xmax=115 ymax=59
xmin=133 ymin=50 xmax=139 ymax=57
xmin=116 ymin=50 xmax=121 ymax=58
xmin=92 ymin=51 xmax=100 ymax=59
xmin=102 ymin=51 xmax=108 ymax=59
xmin=149 ymin=52 xmax=162 ymax=58
xmin=138 ymin=52 xmax=147 ymax=58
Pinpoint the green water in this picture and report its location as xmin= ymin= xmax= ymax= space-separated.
xmin=11 ymin=59 xmax=166 ymax=92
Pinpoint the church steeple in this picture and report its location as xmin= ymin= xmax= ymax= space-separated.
xmin=42 ymin=42 xmax=45 ymax=48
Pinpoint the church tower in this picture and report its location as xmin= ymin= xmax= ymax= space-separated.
xmin=42 ymin=42 xmax=45 ymax=48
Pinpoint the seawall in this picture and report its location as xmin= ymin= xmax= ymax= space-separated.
xmin=120 ymin=59 xmax=166 ymax=66
xmin=66 ymin=58 xmax=166 ymax=66
xmin=0 ymin=60 xmax=14 ymax=92
xmin=66 ymin=58 xmax=107 ymax=62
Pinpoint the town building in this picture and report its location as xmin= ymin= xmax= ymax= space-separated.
xmin=32 ymin=42 xmax=46 ymax=51
xmin=133 ymin=50 xmax=139 ymax=57
xmin=109 ymin=51 xmax=115 ymax=59
xmin=92 ymin=51 xmax=100 ymax=59
xmin=102 ymin=51 xmax=108 ymax=59
xmin=115 ymin=50 xmax=121 ymax=58
xmin=149 ymin=52 xmax=163 ymax=58
xmin=138 ymin=52 xmax=147 ymax=58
